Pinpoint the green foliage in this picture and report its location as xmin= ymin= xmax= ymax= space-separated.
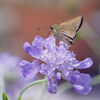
xmin=76 ymin=30 xmax=83 ymax=40
xmin=2 ymin=92 xmax=8 ymax=100
xmin=17 ymin=96 xmax=21 ymax=100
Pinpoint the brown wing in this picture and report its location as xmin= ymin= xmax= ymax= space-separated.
xmin=57 ymin=16 xmax=83 ymax=40
xmin=62 ymin=35 xmax=73 ymax=45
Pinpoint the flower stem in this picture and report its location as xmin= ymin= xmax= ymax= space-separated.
xmin=91 ymin=74 xmax=100 ymax=85
xmin=17 ymin=79 xmax=47 ymax=100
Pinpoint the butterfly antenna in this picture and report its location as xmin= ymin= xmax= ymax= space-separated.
xmin=36 ymin=26 xmax=50 ymax=31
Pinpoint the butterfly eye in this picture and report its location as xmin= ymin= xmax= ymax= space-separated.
xmin=50 ymin=26 xmax=53 ymax=30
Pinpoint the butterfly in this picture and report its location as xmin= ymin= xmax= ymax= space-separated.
xmin=50 ymin=16 xmax=83 ymax=45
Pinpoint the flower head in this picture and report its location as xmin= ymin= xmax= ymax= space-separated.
xmin=20 ymin=36 xmax=93 ymax=95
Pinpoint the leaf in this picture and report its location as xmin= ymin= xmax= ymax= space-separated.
xmin=17 ymin=96 xmax=21 ymax=100
xmin=2 ymin=92 xmax=8 ymax=100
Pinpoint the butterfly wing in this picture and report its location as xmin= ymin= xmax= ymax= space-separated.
xmin=62 ymin=35 xmax=73 ymax=45
xmin=57 ymin=16 xmax=83 ymax=40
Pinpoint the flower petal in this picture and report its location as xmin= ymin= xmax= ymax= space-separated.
xmin=44 ymin=36 xmax=56 ymax=50
xmin=78 ymin=73 xmax=92 ymax=84
xmin=32 ymin=36 xmax=44 ymax=48
xmin=24 ymin=36 xmax=44 ymax=58
xmin=47 ymin=77 xmax=57 ymax=94
xmin=24 ymin=42 xmax=34 ymax=57
xmin=73 ymin=83 xmax=92 ymax=95
xmin=55 ymin=72 xmax=62 ymax=80
xmin=64 ymin=71 xmax=92 ymax=95
xmin=19 ymin=60 xmax=39 ymax=79
xmin=40 ymin=63 xmax=48 ymax=75
xmin=59 ymin=41 xmax=69 ymax=49
xmin=72 ymin=58 xmax=93 ymax=69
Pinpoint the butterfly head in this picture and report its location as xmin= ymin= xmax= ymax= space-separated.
xmin=50 ymin=24 xmax=59 ymax=37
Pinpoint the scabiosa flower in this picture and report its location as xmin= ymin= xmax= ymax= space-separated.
xmin=20 ymin=36 xmax=93 ymax=95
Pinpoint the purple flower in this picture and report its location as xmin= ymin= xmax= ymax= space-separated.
xmin=0 ymin=53 xmax=26 ymax=100
xmin=20 ymin=36 xmax=93 ymax=95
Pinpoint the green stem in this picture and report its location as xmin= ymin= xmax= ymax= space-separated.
xmin=91 ymin=74 xmax=100 ymax=85
xmin=17 ymin=75 xmax=100 ymax=100
xmin=17 ymin=79 xmax=47 ymax=100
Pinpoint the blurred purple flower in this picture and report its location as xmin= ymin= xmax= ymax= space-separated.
xmin=0 ymin=53 xmax=29 ymax=100
xmin=20 ymin=36 xmax=93 ymax=95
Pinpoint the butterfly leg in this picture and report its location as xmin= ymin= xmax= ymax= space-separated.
xmin=47 ymin=30 xmax=52 ymax=37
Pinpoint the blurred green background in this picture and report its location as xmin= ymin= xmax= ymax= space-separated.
xmin=0 ymin=0 xmax=100 ymax=100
